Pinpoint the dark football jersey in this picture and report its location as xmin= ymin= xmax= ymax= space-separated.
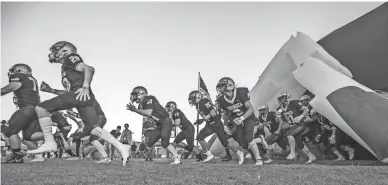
xmin=216 ymin=87 xmax=254 ymax=120
xmin=277 ymin=100 xmax=304 ymax=125
xmin=9 ymin=73 xmax=40 ymax=108
xmin=138 ymin=95 xmax=169 ymax=124
xmin=313 ymin=113 xmax=334 ymax=133
xmin=143 ymin=117 xmax=156 ymax=131
xmin=258 ymin=111 xmax=279 ymax=133
xmin=171 ymin=109 xmax=192 ymax=130
xmin=197 ymin=98 xmax=220 ymax=123
xmin=51 ymin=111 xmax=70 ymax=128
xmin=61 ymin=53 xmax=94 ymax=95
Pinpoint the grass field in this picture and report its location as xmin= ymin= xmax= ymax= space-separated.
xmin=2 ymin=158 xmax=388 ymax=185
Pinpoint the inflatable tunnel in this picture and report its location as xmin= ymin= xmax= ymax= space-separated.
xmin=209 ymin=3 xmax=388 ymax=163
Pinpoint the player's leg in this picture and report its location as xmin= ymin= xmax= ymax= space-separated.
xmin=243 ymin=119 xmax=263 ymax=165
xmin=160 ymin=118 xmax=180 ymax=164
xmin=2 ymin=106 xmax=37 ymax=163
xmin=287 ymin=123 xmax=316 ymax=163
xmin=146 ymin=127 xmax=162 ymax=160
xmin=212 ymin=121 xmax=233 ymax=162
xmin=78 ymin=105 xmax=128 ymax=165
xmin=185 ymin=125 xmax=201 ymax=156
xmin=89 ymin=114 xmax=110 ymax=163
xmin=31 ymin=92 xmax=81 ymax=154
xmin=196 ymin=124 xmax=216 ymax=162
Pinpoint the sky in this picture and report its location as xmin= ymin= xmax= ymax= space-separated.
xmin=1 ymin=2 xmax=383 ymax=142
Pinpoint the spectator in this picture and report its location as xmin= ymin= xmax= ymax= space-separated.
xmin=109 ymin=126 xmax=121 ymax=160
xmin=120 ymin=124 xmax=133 ymax=158
xmin=131 ymin=143 xmax=137 ymax=158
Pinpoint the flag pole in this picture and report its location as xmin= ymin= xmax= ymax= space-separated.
xmin=196 ymin=72 xmax=200 ymax=146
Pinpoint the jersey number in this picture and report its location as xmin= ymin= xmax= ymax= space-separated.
xmin=28 ymin=77 xmax=38 ymax=91
xmin=69 ymin=55 xmax=81 ymax=63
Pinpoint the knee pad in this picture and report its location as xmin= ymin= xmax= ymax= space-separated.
xmin=90 ymin=126 xmax=102 ymax=136
xmin=2 ymin=127 xmax=17 ymax=138
xmin=89 ymin=135 xmax=99 ymax=142
xmin=97 ymin=115 xmax=107 ymax=128
xmin=35 ymin=106 xmax=50 ymax=119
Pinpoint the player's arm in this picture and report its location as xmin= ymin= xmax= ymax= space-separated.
xmin=1 ymin=82 xmax=22 ymax=96
xmin=133 ymin=108 xmax=152 ymax=117
xmin=75 ymin=63 xmax=95 ymax=88
xmin=239 ymin=88 xmax=254 ymax=121
xmin=40 ymin=81 xmax=66 ymax=95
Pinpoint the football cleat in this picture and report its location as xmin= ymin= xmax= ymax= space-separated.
xmin=222 ymin=155 xmax=232 ymax=162
xmin=95 ymin=157 xmax=112 ymax=164
xmin=27 ymin=142 xmax=57 ymax=154
xmin=202 ymin=152 xmax=215 ymax=163
xmin=2 ymin=152 xmax=24 ymax=164
xmin=264 ymin=159 xmax=273 ymax=164
xmin=237 ymin=150 xmax=245 ymax=164
xmin=255 ymin=159 xmax=263 ymax=166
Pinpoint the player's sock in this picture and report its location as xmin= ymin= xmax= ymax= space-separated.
xmin=166 ymin=144 xmax=179 ymax=159
xmin=225 ymin=147 xmax=231 ymax=157
xmin=286 ymin=136 xmax=296 ymax=158
xmin=91 ymin=127 xmax=125 ymax=152
xmin=38 ymin=117 xmax=56 ymax=143
xmin=91 ymin=140 xmax=108 ymax=158
xmin=66 ymin=149 xmax=76 ymax=157
xmin=249 ymin=141 xmax=262 ymax=161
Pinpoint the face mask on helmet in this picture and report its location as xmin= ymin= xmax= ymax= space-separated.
xmin=130 ymin=87 xmax=147 ymax=103
xmin=278 ymin=93 xmax=289 ymax=106
xmin=300 ymin=95 xmax=311 ymax=106
xmin=8 ymin=64 xmax=31 ymax=76
xmin=188 ymin=92 xmax=200 ymax=107
xmin=165 ymin=102 xmax=176 ymax=112
xmin=49 ymin=41 xmax=76 ymax=63
xmin=258 ymin=105 xmax=269 ymax=115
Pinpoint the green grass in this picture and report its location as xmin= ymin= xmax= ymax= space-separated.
xmin=2 ymin=158 xmax=388 ymax=185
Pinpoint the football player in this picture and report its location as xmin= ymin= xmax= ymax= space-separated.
xmin=40 ymin=81 xmax=111 ymax=163
xmin=307 ymin=109 xmax=346 ymax=160
xmin=1 ymin=64 xmax=41 ymax=163
xmin=257 ymin=104 xmax=291 ymax=160
xmin=276 ymin=92 xmax=316 ymax=163
xmin=126 ymin=86 xmax=181 ymax=165
xmin=28 ymin=41 xmax=128 ymax=166
xmin=165 ymin=101 xmax=203 ymax=161
xmin=216 ymin=77 xmax=263 ymax=165
xmin=188 ymin=90 xmax=232 ymax=163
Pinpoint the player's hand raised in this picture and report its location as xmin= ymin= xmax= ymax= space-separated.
xmin=75 ymin=87 xmax=90 ymax=101
xmin=40 ymin=81 xmax=52 ymax=92
xmin=126 ymin=102 xmax=137 ymax=112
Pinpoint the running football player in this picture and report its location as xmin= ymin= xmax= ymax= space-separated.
xmin=28 ymin=41 xmax=128 ymax=166
xmin=188 ymin=90 xmax=233 ymax=163
xmin=276 ymin=92 xmax=316 ymax=163
xmin=40 ymin=81 xmax=111 ymax=163
xmin=216 ymin=77 xmax=263 ymax=165
xmin=126 ymin=86 xmax=181 ymax=165
xmin=1 ymin=64 xmax=41 ymax=163
xmin=165 ymin=101 xmax=203 ymax=161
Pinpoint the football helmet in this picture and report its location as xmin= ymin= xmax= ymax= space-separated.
xmin=8 ymin=63 xmax=32 ymax=77
xmin=130 ymin=86 xmax=148 ymax=103
xmin=258 ymin=104 xmax=269 ymax=116
xmin=216 ymin=77 xmax=236 ymax=94
xmin=48 ymin=41 xmax=77 ymax=63
xmin=165 ymin=101 xmax=177 ymax=112
xmin=188 ymin=90 xmax=202 ymax=107
xmin=300 ymin=95 xmax=311 ymax=106
xmin=277 ymin=92 xmax=290 ymax=106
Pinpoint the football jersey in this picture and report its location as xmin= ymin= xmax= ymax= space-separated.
xmin=216 ymin=87 xmax=254 ymax=120
xmin=277 ymin=100 xmax=304 ymax=125
xmin=138 ymin=95 xmax=169 ymax=124
xmin=51 ymin=111 xmax=71 ymax=131
xmin=258 ymin=111 xmax=279 ymax=133
xmin=197 ymin=98 xmax=220 ymax=123
xmin=8 ymin=73 xmax=40 ymax=108
xmin=313 ymin=113 xmax=334 ymax=133
xmin=143 ymin=117 xmax=156 ymax=131
xmin=61 ymin=53 xmax=94 ymax=95
xmin=171 ymin=109 xmax=193 ymax=130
